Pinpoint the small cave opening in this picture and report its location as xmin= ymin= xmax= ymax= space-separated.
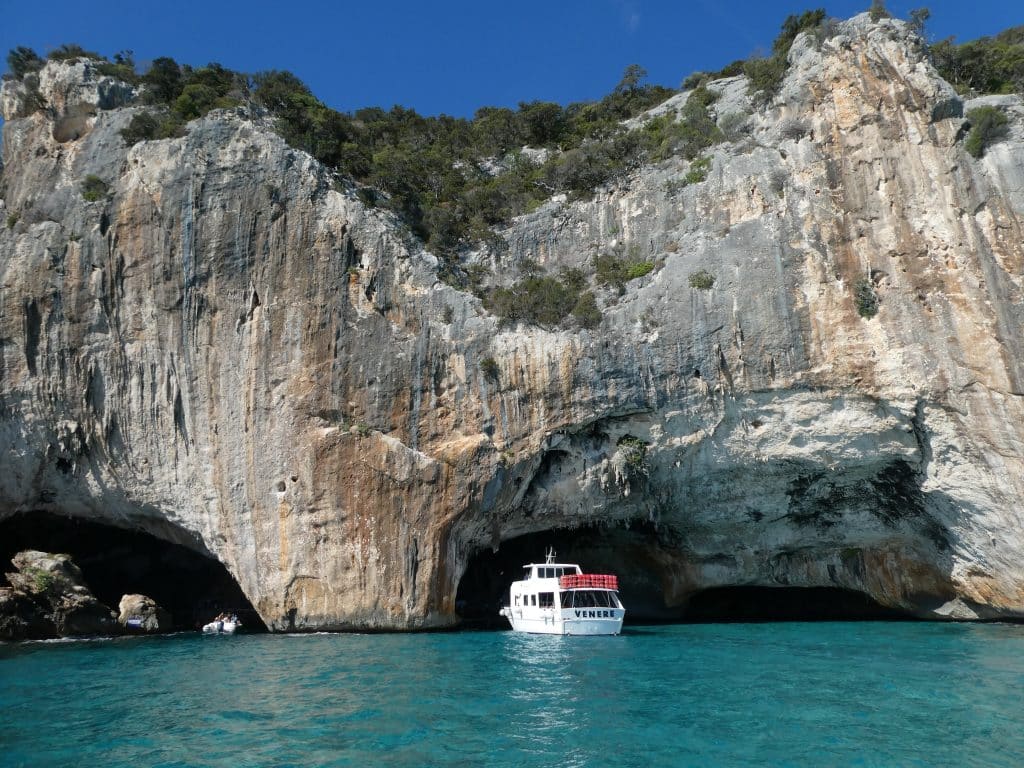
xmin=683 ymin=586 xmax=912 ymax=622
xmin=455 ymin=523 xmax=683 ymax=627
xmin=0 ymin=511 xmax=266 ymax=632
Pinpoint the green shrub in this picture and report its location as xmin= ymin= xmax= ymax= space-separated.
xmin=745 ymin=10 xmax=826 ymax=100
xmin=618 ymin=436 xmax=649 ymax=474
xmin=689 ymin=269 xmax=715 ymax=290
xmin=868 ymin=0 xmax=890 ymax=22
xmin=595 ymin=251 xmax=656 ymax=292
xmin=571 ymin=291 xmax=602 ymax=329
xmin=684 ymin=155 xmax=712 ymax=184
xmin=173 ymin=83 xmax=220 ymax=119
xmin=81 ymin=175 xmax=109 ymax=202
xmin=6 ymin=212 xmax=19 ymax=229
xmin=684 ymin=59 xmax=746 ymax=88
xmin=120 ymin=101 xmax=211 ymax=147
xmin=485 ymin=268 xmax=599 ymax=329
xmin=719 ymin=111 xmax=750 ymax=141
xmin=854 ymin=278 xmax=879 ymax=317
xmin=625 ymin=261 xmax=655 ymax=280
xmin=744 ymin=55 xmax=788 ymax=99
xmin=120 ymin=112 xmax=159 ymax=144
xmin=931 ymin=26 xmax=1024 ymax=95
xmin=95 ymin=51 xmax=140 ymax=84
xmin=143 ymin=57 xmax=184 ymax=103
xmin=643 ymin=86 xmax=723 ymax=162
xmin=6 ymin=46 xmax=43 ymax=78
xmin=27 ymin=567 xmax=55 ymax=593
xmin=47 ymin=43 xmax=103 ymax=62
xmin=964 ymin=106 xmax=1010 ymax=158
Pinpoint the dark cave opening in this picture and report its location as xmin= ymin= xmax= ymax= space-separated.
xmin=456 ymin=526 xmax=913 ymax=627
xmin=684 ymin=586 xmax=911 ymax=622
xmin=0 ymin=511 xmax=266 ymax=632
xmin=456 ymin=524 xmax=684 ymax=627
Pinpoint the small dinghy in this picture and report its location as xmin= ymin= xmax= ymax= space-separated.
xmin=202 ymin=613 xmax=241 ymax=634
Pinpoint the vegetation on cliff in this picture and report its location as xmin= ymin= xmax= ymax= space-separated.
xmin=3 ymin=6 xmax=1021 ymax=331
xmin=931 ymin=25 xmax=1024 ymax=95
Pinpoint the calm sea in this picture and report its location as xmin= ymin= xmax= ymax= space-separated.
xmin=1 ymin=622 xmax=1022 ymax=767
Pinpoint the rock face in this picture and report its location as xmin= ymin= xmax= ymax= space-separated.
xmin=0 ymin=551 xmax=118 ymax=639
xmin=117 ymin=593 xmax=171 ymax=632
xmin=1 ymin=15 xmax=1023 ymax=630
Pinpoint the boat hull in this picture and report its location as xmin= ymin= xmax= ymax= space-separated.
xmin=501 ymin=608 xmax=623 ymax=635
xmin=202 ymin=620 xmax=240 ymax=634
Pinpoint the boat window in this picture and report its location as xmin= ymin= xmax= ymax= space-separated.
xmin=514 ymin=595 xmax=520 ymax=607
xmin=539 ymin=592 xmax=554 ymax=608
xmin=571 ymin=590 xmax=614 ymax=608
xmin=561 ymin=591 xmax=573 ymax=608
xmin=530 ymin=594 xmax=536 ymax=606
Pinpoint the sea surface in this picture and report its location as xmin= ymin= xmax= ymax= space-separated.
xmin=2 ymin=622 xmax=1023 ymax=767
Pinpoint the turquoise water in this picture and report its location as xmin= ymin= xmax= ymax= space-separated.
xmin=2 ymin=623 xmax=1023 ymax=767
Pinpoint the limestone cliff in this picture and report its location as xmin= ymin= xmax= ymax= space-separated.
xmin=2 ymin=15 xmax=1023 ymax=629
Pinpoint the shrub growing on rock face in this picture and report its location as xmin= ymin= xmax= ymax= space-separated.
xmin=854 ymin=277 xmax=879 ymax=317
xmin=485 ymin=268 xmax=602 ymax=329
xmin=571 ymin=291 xmax=602 ymax=329
xmin=684 ymin=155 xmax=712 ymax=184
xmin=595 ymin=251 xmax=656 ymax=293
xmin=120 ymin=112 xmax=159 ymax=144
xmin=643 ymin=86 xmax=724 ymax=162
xmin=689 ymin=269 xmax=715 ymax=290
xmin=616 ymin=436 xmax=649 ymax=479
xmin=745 ymin=9 xmax=826 ymax=100
xmin=81 ymin=175 xmax=109 ymax=202
xmin=120 ymin=110 xmax=187 ymax=145
xmin=964 ymin=106 xmax=1010 ymax=158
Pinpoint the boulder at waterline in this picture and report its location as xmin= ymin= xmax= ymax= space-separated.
xmin=118 ymin=593 xmax=172 ymax=633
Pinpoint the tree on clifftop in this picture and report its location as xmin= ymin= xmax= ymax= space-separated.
xmin=6 ymin=46 xmax=43 ymax=78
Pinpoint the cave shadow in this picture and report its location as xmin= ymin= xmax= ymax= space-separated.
xmin=0 ymin=511 xmax=266 ymax=632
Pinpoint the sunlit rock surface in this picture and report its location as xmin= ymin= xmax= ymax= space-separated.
xmin=2 ymin=15 xmax=1022 ymax=629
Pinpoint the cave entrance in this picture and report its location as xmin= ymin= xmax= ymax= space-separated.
xmin=456 ymin=526 xmax=914 ymax=627
xmin=0 ymin=511 xmax=266 ymax=632
xmin=456 ymin=523 xmax=683 ymax=627
xmin=683 ymin=586 xmax=912 ymax=622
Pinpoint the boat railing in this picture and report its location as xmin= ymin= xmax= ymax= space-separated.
xmin=559 ymin=574 xmax=619 ymax=590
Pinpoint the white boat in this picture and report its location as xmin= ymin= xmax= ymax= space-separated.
xmin=202 ymin=614 xmax=241 ymax=634
xmin=499 ymin=550 xmax=625 ymax=635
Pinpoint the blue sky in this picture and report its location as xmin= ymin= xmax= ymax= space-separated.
xmin=0 ymin=0 xmax=1020 ymax=118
